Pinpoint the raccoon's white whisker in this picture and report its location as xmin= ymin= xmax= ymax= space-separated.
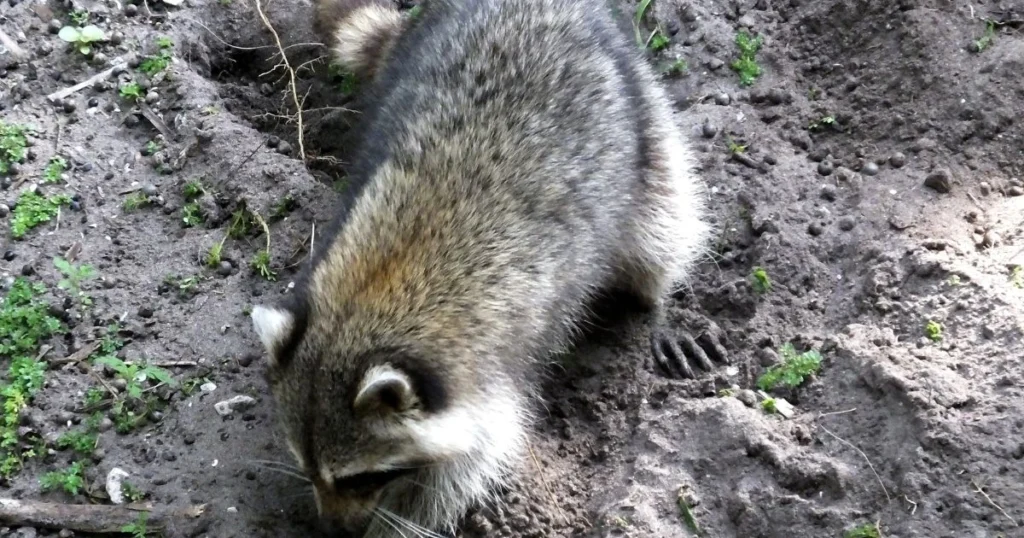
xmin=378 ymin=508 xmax=447 ymax=538
xmin=248 ymin=463 xmax=311 ymax=483
xmin=248 ymin=458 xmax=304 ymax=471
xmin=373 ymin=509 xmax=413 ymax=538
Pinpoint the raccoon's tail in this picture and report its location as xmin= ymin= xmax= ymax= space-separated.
xmin=312 ymin=0 xmax=405 ymax=81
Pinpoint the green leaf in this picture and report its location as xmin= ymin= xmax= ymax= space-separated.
xmin=58 ymin=27 xmax=81 ymax=43
xmin=53 ymin=257 xmax=72 ymax=274
xmin=79 ymin=45 xmax=91 ymax=55
xmin=80 ymin=25 xmax=106 ymax=42
xmin=141 ymin=366 xmax=175 ymax=386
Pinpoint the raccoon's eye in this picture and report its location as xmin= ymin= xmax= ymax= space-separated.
xmin=332 ymin=467 xmax=416 ymax=492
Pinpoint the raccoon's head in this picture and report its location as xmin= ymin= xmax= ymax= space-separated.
xmin=250 ymin=300 xmax=525 ymax=537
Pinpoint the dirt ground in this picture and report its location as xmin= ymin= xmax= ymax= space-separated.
xmin=1 ymin=0 xmax=1022 ymax=536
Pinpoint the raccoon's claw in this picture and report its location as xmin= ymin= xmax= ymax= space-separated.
xmin=650 ymin=322 xmax=729 ymax=379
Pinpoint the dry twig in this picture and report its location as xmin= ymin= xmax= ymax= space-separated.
xmin=971 ymin=480 xmax=1019 ymax=526
xmin=0 ymin=498 xmax=205 ymax=534
xmin=253 ymin=0 xmax=306 ymax=160
xmin=818 ymin=421 xmax=892 ymax=502
xmin=46 ymin=60 xmax=127 ymax=103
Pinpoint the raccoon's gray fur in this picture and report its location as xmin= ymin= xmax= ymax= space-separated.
xmin=251 ymin=0 xmax=711 ymax=535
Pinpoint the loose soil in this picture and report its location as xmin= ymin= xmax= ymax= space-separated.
xmin=1 ymin=0 xmax=1022 ymax=537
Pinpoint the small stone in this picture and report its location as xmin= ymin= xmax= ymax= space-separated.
xmin=125 ymin=3 xmax=138 ymax=15
xmin=714 ymin=93 xmax=731 ymax=106
xmin=701 ymin=121 xmax=718 ymax=139
xmin=110 ymin=31 xmax=124 ymax=45
xmin=763 ymin=154 xmax=777 ymax=166
xmin=63 ymin=100 xmax=76 ymax=113
xmin=276 ymin=140 xmax=293 ymax=155
xmin=861 ymin=161 xmax=879 ymax=176
xmin=145 ymin=91 xmax=159 ymax=104
xmin=838 ymin=216 xmax=856 ymax=231
xmin=808 ymin=223 xmax=824 ymax=236
xmin=48 ymin=20 xmax=63 ymax=34
xmin=200 ymin=382 xmax=217 ymax=393
xmin=736 ymin=389 xmax=757 ymax=407
xmin=889 ymin=152 xmax=906 ymax=168
xmin=982 ymin=230 xmax=1001 ymax=248
xmin=817 ymin=162 xmax=833 ymax=176
xmin=21 ymin=265 xmax=35 ymax=276
xmin=3 ymin=250 xmax=14 ymax=261
xmin=924 ymin=169 xmax=952 ymax=193
xmin=820 ymin=184 xmax=837 ymax=201
xmin=112 ymin=378 xmax=128 ymax=392
xmin=59 ymin=530 xmax=75 ymax=538
xmin=707 ymin=58 xmax=725 ymax=70
xmin=14 ymin=527 xmax=37 ymax=538
xmin=141 ymin=184 xmax=158 ymax=197
xmin=97 ymin=417 xmax=114 ymax=432
xmin=88 ymin=97 xmax=99 ymax=108
xmin=106 ymin=468 xmax=131 ymax=505
xmin=1007 ymin=186 xmax=1024 ymax=197
xmin=214 ymin=395 xmax=258 ymax=417
xmin=979 ymin=181 xmax=991 ymax=196
xmin=217 ymin=261 xmax=233 ymax=276
xmin=981 ymin=325 xmax=996 ymax=339
xmin=138 ymin=306 xmax=154 ymax=319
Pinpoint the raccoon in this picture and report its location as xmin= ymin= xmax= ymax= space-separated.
xmin=250 ymin=0 xmax=712 ymax=535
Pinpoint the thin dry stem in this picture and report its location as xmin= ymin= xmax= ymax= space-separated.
xmin=253 ymin=0 xmax=306 ymax=161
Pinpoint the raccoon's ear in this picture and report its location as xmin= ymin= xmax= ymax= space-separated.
xmin=353 ymin=364 xmax=417 ymax=415
xmin=251 ymin=305 xmax=295 ymax=364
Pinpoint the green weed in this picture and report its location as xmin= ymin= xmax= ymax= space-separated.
xmin=725 ymin=135 xmax=747 ymax=154
xmin=139 ymin=37 xmax=174 ymax=75
xmin=972 ymin=20 xmax=997 ymax=53
xmin=633 ymin=0 xmax=655 ymax=45
xmin=730 ymin=30 xmax=763 ymax=86
xmin=55 ymin=430 xmax=97 ymax=456
xmin=122 ymin=481 xmax=146 ymax=502
xmin=756 ymin=343 xmax=822 ymax=391
xmin=11 ymin=191 xmax=71 ymax=239
xmin=1011 ymin=266 xmax=1023 ymax=289
xmin=808 ymin=115 xmax=836 ymax=131
xmin=647 ymin=31 xmax=670 ymax=52
xmin=947 ymin=274 xmax=962 ymax=287
xmin=53 ymin=257 xmax=97 ymax=306
xmin=122 ymin=192 xmax=152 ymax=212
xmin=93 ymin=356 xmax=175 ymax=434
xmin=121 ymin=512 xmax=151 ymax=538
xmin=119 ymin=82 xmax=143 ymax=101
xmin=69 ymin=9 xmax=90 ymax=26
xmin=271 ymin=195 xmax=298 ymax=220
xmin=845 ymin=522 xmax=881 ymax=538
xmin=925 ymin=320 xmax=943 ymax=342
xmin=182 ymin=202 xmax=204 ymax=227
xmin=163 ymin=275 xmax=203 ymax=300
xmin=228 ymin=208 xmax=256 ymax=238
xmin=0 ymin=122 xmax=28 ymax=175
xmin=143 ymin=140 xmax=161 ymax=156
xmin=43 ymin=156 xmax=67 ymax=183
xmin=183 ymin=179 xmax=205 ymax=199
xmin=57 ymin=25 xmax=105 ymax=56
xmin=206 ymin=242 xmax=224 ymax=268
xmin=751 ymin=266 xmax=771 ymax=294
xmin=761 ymin=398 xmax=778 ymax=414
xmin=250 ymin=249 xmax=276 ymax=281
xmin=659 ymin=58 xmax=687 ymax=77
xmin=40 ymin=461 xmax=85 ymax=495
xmin=0 ymin=278 xmax=63 ymax=357
xmin=677 ymin=491 xmax=704 ymax=536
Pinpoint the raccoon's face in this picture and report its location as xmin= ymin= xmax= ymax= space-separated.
xmin=249 ymin=303 xmax=484 ymax=536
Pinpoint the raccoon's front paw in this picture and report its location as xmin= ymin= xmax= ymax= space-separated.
xmin=649 ymin=321 xmax=729 ymax=379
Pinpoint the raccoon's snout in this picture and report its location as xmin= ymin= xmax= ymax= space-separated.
xmin=314 ymin=486 xmax=374 ymax=537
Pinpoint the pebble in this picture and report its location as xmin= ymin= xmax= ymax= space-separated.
xmin=125 ymin=3 xmax=138 ymax=15
xmin=63 ymin=100 xmax=76 ymax=113
xmin=820 ymin=184 xmax=837 ymax=201
xmin=838 ymin=216 xmax=857 ymax=231
xmin=214 ymin=395 xmax=258 ymax=417
xmin=60 ymin=530 xmax=75 ymax=538
xmin=276 ymin=141 xmax=293 ymax=155
xmin=88 ymin=97 xmax=99 ymax=108
xmin=714 ymin=93 xmax=731 ymax=106
xmin=978 ymin=181 xmax=991 ymax=195
xmin=3 ymin=250 xmax=14 ymax=261
xmin=808 ymin=223 xmax=824 ymax=236
xmin=138 ymin=306 xmax=154 ymax=319
xmin=924 ymin=169 xmax=952 ymax=193
xmin=1007 ymin=186 xmax=1024 ymax=197
xmin=106 ymin=467 xmax=131 ymax=504
xmin=200 ymin=382 xmax=217 ymax=393
xmin=217 ymin=261 xmax=233 ymax=276
xmin=889 ymin=152 xmax=906 ymax=168
xmin=48 ymin=19 xmax=62 ymax=34
xmin=817 ymin=162 xmax=833 ymax=176
xmin=0 ymin=204 xmax=8 ymax=218
xmin=141 ymin=183 xmax=159 ymax=197
xmin=707 ymin=58 xmax=725 ymax=70
xmin=861 ymin=161 xmax=879 ymax=176
xmin=735 ymin=389 xmax=757 ymax=407
xmin=97 ymin=416 xmax=114 ymax=432
xmin=701 ymin=121 xmax=718 ymax=139
xmin=14 ymin=527 xmax=38 ymax=538
xmin=145 ymin=91 xmax=159 ymax=104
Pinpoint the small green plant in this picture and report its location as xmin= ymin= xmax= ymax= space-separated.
xmin=121 ymin=512 xmax=151 ymax=538
xmin=647 ymin=30 xmax=670 ymax=52
xmin=164 ymin=275 xmax=203 ymax=299
xmin=327 ymin=63 xmax=360 ymax=96
xmin=756 ymin=343 xmax=822 ymax=392
xmin=717 ymin=388 xmax=735 ymax=398
xmin=761 ymin=398 xmax=778 ymax=414
xmin=659 ymin=58 xmax=687 ymax=77
xmin=0 ymin=122 xmax=29 ymax=174
xmin=229 ymin=208 xmax=256 ymax=238
xmin=53 ymin=257 xmax=97 ymax=305
xmin=119 ymin=82 xmax=143 ymax=101
xmin=845 ymin=522 xmax=881 ymax=538
xmin=122 ymin=481 xmax=146 ymax=502
xmin=947 ymin=274 xmax=962 ymax=287
xmin=122 ymin=192 xmax=152 ymax=212
xmin=183 ymin=179 xmax=205 ymax=199
xmin=43 ymin=156 xmax=67 ymax=183
xmin=251 ymin=249 xmax=276 ymax=281
xmin=40 ymin=461 xmax=85 ymax=495
xmin=143 ymin=140 xmax=161 ymax=156
xmin=55 ymin=430 xmax=97 ymax=455
xmin=57 ymin=25 xmax=106 ymax=56
xmin=139 ymin=38 xmax=174 ymax=76
xmin=69 ymin=9 xmax=90 ymax=26
xmin=93 ymin=356 xmax=176 ymax=434
xmin=11 ymin=191 xmax=71 ymax=239
xmin=725 ymin=135 xmax=747 ymax=154
xmin=271 ymin=195 xmax=298 ymax=220
xmin=808 ymin=115 xmax=836 ymax=131
xmin=0 ymin=278 xmax=63 ymax=357
xmin=632 ymin=0 xmax=655 ymax=45
xmin=751 ymin=266 xmax=771 ymax=294
xmin=972 ymin=20 xmax=997 ymax=53
xmin=925 ymin=320 xmax=943 ymax=342
xmin=182 ymin=202 xmax=204 ymax=227
xmin=206 ymin=241 xmax=224 ymax=268
xmin=1010 ymin=266 xmax=1023 ymax=289
xmin=677 ymin=492 xmax=704 ymax=536
xmin=730 ymin=30 xmax=763 ymax=86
